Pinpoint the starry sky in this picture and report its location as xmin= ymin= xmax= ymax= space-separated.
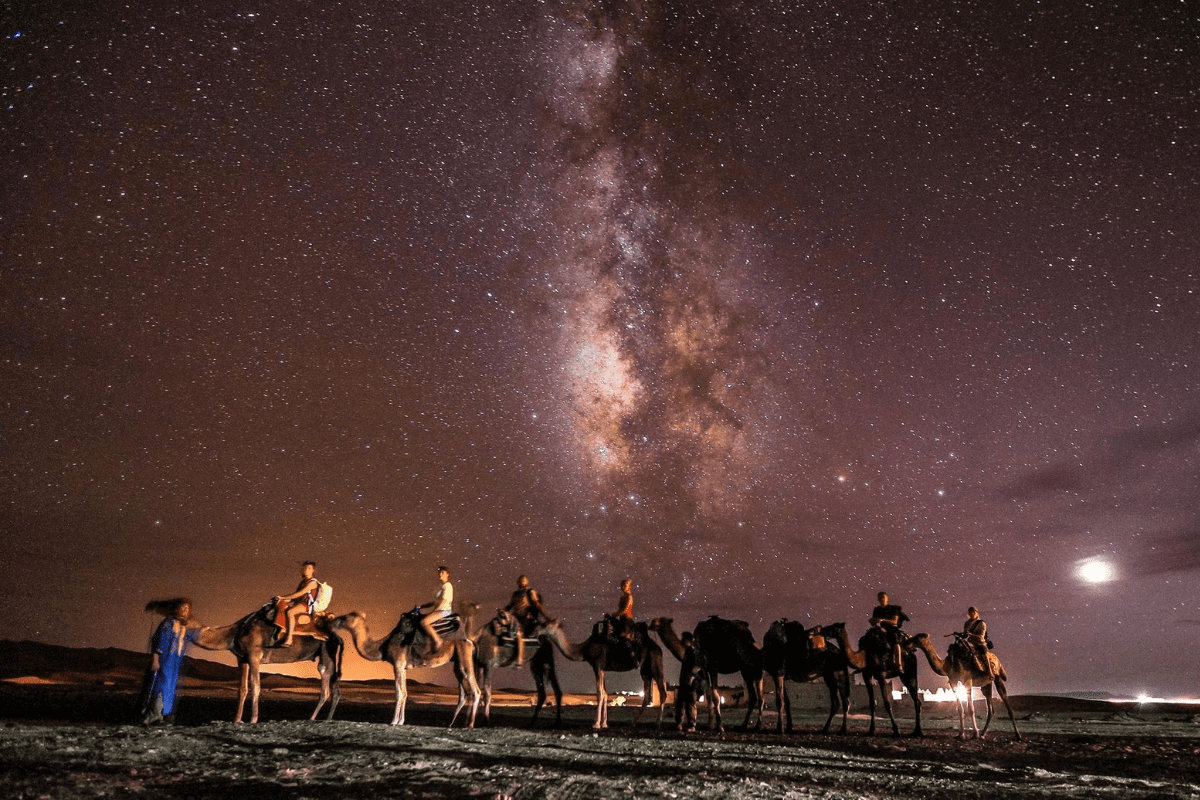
xmin=3 ymin=1 xmax=1198 ymax=699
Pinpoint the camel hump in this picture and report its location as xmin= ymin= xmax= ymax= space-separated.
xmin=697 ymin=616 xmax=757 ymax=647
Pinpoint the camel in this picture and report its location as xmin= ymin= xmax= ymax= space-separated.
xmin=691 ymin=615 xmax=766 ymax=732
xmin=471 ymin=608 xmax=564 ymax=727
xmin=329 ymin=604 xmax=481 ymax=727
xmin=909 ymin=632 xmax=1022 ymax=740
xmin=823 ymin=622 xmax=924 ymax=737
xmin=762 ymin=619 xmax=851 ymax=734
xmin=649 ymin=617 xmax=705 ymax=731
xmin=538 ymin=618 xmax=666 ymax=730
xmin=191 ymin=606 xmax=342 ymax=724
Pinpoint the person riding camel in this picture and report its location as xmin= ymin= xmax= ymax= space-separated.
xmin=963 ymin=606 xmax=995 ymax=678
xmin=505 ymin=574 xmax=554 ymax=668
xmin=869 ymin=591 xmax=910 ymax=669
xmin=419 ymin=565 xmax=454 ymax=653
xmin=611 ymin=578 xmax=637 ymax=645
xmin=274 ymin=561 xmax=319 ymax=648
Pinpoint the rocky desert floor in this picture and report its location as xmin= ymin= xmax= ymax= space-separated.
xmin=3 ymin=674 xmax=1200 ymax=800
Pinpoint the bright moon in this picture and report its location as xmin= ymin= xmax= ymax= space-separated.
xmin=1078 ymin=559 xmax=1115 ymax=583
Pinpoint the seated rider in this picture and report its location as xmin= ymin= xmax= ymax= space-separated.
xmin=274 ymin=561 xmax=319 ymax=648
xmin=419 ymin=566 xmax=454 ymax=653
xmin=963 ymin=606 xmax=995 ymax=678
xmin=612 ymin=578 xmax=635 ymax=642
xmin=505 ymin=574 xmax=554 ymax=668
xmin=869 ymin=591 xmax=910 ymax=668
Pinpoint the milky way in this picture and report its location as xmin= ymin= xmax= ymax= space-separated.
xmin=530 ymin=3 xmax=775 ymax=549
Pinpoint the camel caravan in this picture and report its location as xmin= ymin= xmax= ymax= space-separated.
xmin=148 ymin=566 xmax=1020 ymax=741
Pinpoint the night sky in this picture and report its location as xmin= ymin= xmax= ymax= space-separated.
xmin=4 ymin=1 xmax=1198 ymax=699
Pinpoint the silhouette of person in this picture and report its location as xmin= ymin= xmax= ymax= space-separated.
xmin=869 ymin=591 xmax=910 ymax=667
xmin=964 ymin=606 xmax=995 ymax=678
xmin=505 ymin=574 xmax=552 ymax=667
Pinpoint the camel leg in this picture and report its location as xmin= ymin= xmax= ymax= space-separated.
xmin=449 ymin=674 xmax=470 ymax=728
xmin=837 ymin=671 xmax=851 ymax=734
xmin=991 ymin=679 xmax=1022 ymax=741
xmin=954 ymin=684 xmax=969 ymax=739
xmin=772 ymin=674 xmax=788 ymax=733
xmin=460 ymin=653 xmax=481 ymax=729
xmin=821 ymin=674 xmax=839 ymax=734
xmin=481 ymin=666 xmax=493 ymax=725
xmin=594 ymin=668 xmax=608 ymax=730
xmin=863 ymin=676 xmax=877 ymax=735
xmin=530 ymin=663 xmax=545 ymax=727
xmin=707 ymin=672 xmax=724 ymax=732
xmin=742 ymin=673 xmax=764 ymax=731
xmin=392 ymin=663 xmax=407 ymax=726
xmin=905 ymin=674 xmax=924 ymax=737
xmin=235 ymin=662 xmax=250 ymax=724
xmin=312 ymin=650 xmax=331 ymax=721
xmin=878 ymin=678 xmax=900 ymax=737
xmin=653 ymin=671 xmax=667 ymax=729
xmin=632 ymin=675 xmax=653 ymax=727
xmin=530 ymin=644 xmax=561 ymax=727
xmin=964 ymin=686 xmax=974 ymax=743
xmin=322 ymin=645 xmax=342 ymax=721
xmin=248 ymin=660 xmax=262 ymax=724
xmin=546 ymin=654 xmax=564 ymax=727
xmin=976 ymin=684 xmax=992 ymax=739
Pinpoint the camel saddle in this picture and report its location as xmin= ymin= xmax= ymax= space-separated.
xmin=289 ymin=615 xmax=332 ymax=641
xmin=430 ymin=613 xmax=462 ymax=637
xmin=258 ymin=602 xmax=331 ymax=643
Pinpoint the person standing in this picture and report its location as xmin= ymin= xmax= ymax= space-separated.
xmin=140 ymin=598 xmax=200 ymax=725
xmin=420 ymin=566 xmax=454 ymax=652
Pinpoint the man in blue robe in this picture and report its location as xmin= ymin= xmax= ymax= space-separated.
xmin=140 ymin=598 xmax=200 ymax=725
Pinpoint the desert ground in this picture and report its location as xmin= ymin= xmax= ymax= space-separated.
xmin=2 ymin=640 xmax=1199 ymax=799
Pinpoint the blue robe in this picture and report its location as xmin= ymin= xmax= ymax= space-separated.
xmin=141 ymin=619 xmax=199 ymax=721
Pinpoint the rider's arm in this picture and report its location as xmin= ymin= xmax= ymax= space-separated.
xmin=278 ymin=578 xmax=318 ymax=603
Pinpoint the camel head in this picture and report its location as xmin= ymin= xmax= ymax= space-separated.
xmin=330 ymin=610 xmax=367 ymax=630
xmin=536 ymin=618 xmax=569 ymax=645
xmin=908 ymin=632 xmax=934 ymax=652
xmin=819 ymin=622 xmax=847 ymax=641
xmin=648 ymin=617 xmax=672 ymax=632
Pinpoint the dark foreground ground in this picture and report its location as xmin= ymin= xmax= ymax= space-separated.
xmin=3 ymin=677 xmax=1200 ymax=800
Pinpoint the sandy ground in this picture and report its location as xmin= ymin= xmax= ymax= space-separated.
xmin=3 ymin=677 xmax=1200 ymax=799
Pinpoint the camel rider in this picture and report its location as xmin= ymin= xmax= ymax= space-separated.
xmin=869 ymin=591 xmax=910 ymax=668
xmin=616 ymin=578 xmax=633 ymax=620
xmin=274 ymin=561 xmax=319 ymax=648
xmin=419 ymin=566 xmax=454 ymax=652
xmin=964 ymin=606 xmax=995 ymax=678
xmin=505 ymin=574 xmax=554 ymax=668
xmin=612 ymin=578 xmax=636 ymax=643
